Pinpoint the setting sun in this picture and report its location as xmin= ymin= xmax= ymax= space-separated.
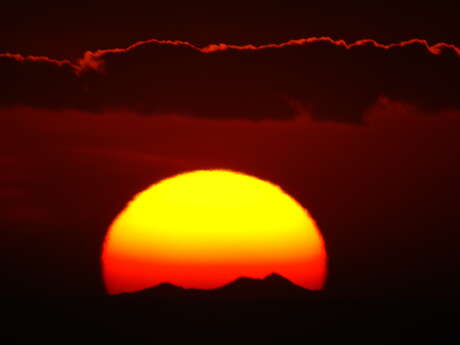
xmin=102 ymin=170 xmax=327 ymax=295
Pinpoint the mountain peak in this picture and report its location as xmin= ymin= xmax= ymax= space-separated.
xmin=116 ymin=273 xmax=316 ymax=300
xmin=264 ymin=273 xmax=289 ymax=282
xmin=212 ymin=273 xmax=311 ymax=298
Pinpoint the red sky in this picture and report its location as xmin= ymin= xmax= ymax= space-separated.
xmin=1 ymin=1 xmax=459 ymax=297
xmin=2 ymin=97 xmax=460 ymax=296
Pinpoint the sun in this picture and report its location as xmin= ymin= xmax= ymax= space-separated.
xmin=101 ymin=170 xmax=327 ymax=295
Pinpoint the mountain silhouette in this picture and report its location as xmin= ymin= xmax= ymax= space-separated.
xmin=213 ymin=273 xmax=311 ymax=297
xmin=4 ymin=274 xmax=457 ymax=345
xmin=118 ymin=273 xmax=319 ymax=300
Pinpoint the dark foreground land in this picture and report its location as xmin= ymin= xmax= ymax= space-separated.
xmin=2 ymin=275 xmax=459 ymax=345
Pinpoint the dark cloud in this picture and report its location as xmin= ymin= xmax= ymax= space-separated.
xmin=0 ymin=55 xmax=81 ymax=109
xmin=1 ymin=38 xmax=459 ymax=122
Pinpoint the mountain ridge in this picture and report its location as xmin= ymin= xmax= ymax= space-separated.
xmin=115 ymin=273 xmax=321 ymax=300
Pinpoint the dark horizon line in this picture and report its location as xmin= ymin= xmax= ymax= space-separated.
xmin=112 ymin=272 xmax=320 ymax=297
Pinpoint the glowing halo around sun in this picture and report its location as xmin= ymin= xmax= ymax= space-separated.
xmin=102 ymin=170 xmax=327 ymax=295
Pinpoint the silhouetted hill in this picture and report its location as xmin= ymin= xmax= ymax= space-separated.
xmin=3 ymin=282 xmax=459 ymax=345
xmin=117 ymin=273 xmax=320 ymax=300
xmin=134 ymin=282 xmax=191 ymax=297
xmin=213 ymin=273 xmax=315 ymax=298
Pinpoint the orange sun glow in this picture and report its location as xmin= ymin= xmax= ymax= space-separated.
xmin=102 ymin=170 xmax=327 ymax=295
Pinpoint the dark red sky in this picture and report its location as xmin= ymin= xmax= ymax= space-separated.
xmin=1 ymin=2 xmax=459 ymax=297
xmin=1 ymin=2 xmax=459 ymax=58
